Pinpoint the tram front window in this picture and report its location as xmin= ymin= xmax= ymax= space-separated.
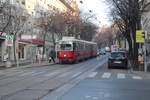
xmin=60 ymin=44 xmax=73 ymax=51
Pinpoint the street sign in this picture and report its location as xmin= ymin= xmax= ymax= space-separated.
xmin=136 ymin=30 xmax=145 ymax=43
xmin=6 ymin=35 xmax=13 ymax=46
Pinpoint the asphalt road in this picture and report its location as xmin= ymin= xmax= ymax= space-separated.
xmin=59 ymin=61 xmax=150 ymax=100
xmin=0 ymin=55 xmax=108 ymax=100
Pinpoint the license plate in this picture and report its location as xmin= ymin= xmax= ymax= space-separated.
xmin=114 ymin=61 xmax=121 ymax=64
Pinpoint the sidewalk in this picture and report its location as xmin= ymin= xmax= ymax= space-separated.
xmin=0 ymin=60 xmax=56 ymax=70
xmin=147 ymin=56 xmax=150 ymax=71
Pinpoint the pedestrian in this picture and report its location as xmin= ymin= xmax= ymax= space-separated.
xmin=48 ymin=48 xmax=56 ymax=63
xmin=3 ymin=52 xmax=8 ymax=62
xmin=138 ymin=53 xmax=144 ymax=71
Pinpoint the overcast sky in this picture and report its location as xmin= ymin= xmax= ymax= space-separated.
xmin=76 ymin=0 xmax=111 ymax=26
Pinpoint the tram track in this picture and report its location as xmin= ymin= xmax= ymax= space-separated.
xmin=0 ymin=57 xmax=102 ymax=99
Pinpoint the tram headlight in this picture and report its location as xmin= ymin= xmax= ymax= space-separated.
xmin=64 ymin=54 xmax=67 ymax=57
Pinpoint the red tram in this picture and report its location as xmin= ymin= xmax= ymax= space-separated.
xmin=56 ymin=38 xmax=98 ymax=63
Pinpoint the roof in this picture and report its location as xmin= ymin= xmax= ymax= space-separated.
xmin=111 ymin=51 xmax=126 ymax=53
xmin=57 ymin=38 xmax=97 ymax=45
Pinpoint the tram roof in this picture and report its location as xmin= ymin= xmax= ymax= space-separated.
xmin=57 ymin=38 xmax=97 ymax=44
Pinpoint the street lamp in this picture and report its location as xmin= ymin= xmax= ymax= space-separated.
xmin=80 ymin=0 xmax=83 ymax=4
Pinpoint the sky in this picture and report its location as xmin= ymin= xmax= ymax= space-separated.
xmin=76 ymin=0 xmax=111 ymax=26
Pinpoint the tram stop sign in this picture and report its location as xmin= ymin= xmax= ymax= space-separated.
xmin=6 ymin=35 xmax=13 ymax=46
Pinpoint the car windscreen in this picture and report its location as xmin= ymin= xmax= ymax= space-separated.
xmin=111 ymin=52 xmax=125 ymax=58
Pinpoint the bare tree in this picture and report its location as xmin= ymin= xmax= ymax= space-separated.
xmin=107 ymin=0 xmax=150 ymax=68
xmin=35 ymin=10 xmax=70 ymax=59
xmin=80 ymin=21 xmax=98 ymax=41
xmin=0 ymin=0 xmax=11 ymax=35
xmin=93 ymin=25 xmax=114 ymax=47
xmin=0 ymin=1 xmax=29 ymax=62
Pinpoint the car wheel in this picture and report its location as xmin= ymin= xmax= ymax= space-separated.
xmin=108 ymin=65 xmax=112 ymax=69
xmin=125 ymin=61 xmax=128 ymax=69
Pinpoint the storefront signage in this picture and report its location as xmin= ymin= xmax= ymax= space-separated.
xmin=32 ymin=39 xmax=44 ymax=45
xmin=6 ymin=35 xmax=13 ymax=46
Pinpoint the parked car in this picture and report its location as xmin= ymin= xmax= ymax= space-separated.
xmin=108 ymin=51 xmax=128 ymax=69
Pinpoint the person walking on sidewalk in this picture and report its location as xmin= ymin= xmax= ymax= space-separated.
xmin=48 ymin=48 xmax=56 ymax=63
xmin=138 ymin=53 xmax=144 ymax=71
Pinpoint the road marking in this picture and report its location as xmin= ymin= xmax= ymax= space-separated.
xmin=102 ymin=72 xmax=111 ymax=78
xmin=71 ymin=72 xmax=82 ymax=78
xmin=59 ymin=72 xmax=71 ymax=78
xmin=6 ymin=71 xmax=24 ymax=76
xmin=92 ymin=97 xmax=98 ymax=99
xmin=132 ymin=76 xmax=142 ymax=80
xmin=20 ymin=71 xmax=35 ymax=76
xmin=88 ymin=72 xmax=98 ymax=78
xmin=44 ymin=71 xmax=60 ymax=77
xmin=117 ymin=73 xmax=125 ymax=79
xmin=31 ymin=71 xmax=45 ymax=76
xmin=85 ymin=95 xmax=91 ymax=98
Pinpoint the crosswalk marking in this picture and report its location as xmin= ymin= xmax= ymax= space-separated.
xmin=102 ymin=72 xmax=111 ymax=78
xmin=88 ymin=72 xmax=98 ymax=78
xmin=132 ymin=76 xmax=142 ymax=80
xmin=117 ymin=73 xmax=125 ymax=79
xmin=85 ymin=95 xmax=91 ymax=98
xmin=99 ymin=72 xmax=144 ymax=80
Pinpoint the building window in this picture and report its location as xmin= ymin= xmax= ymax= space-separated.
xmin=32 ymin=12 xmax=34 ymax=15
xmin=22 ymin=1 xmax=25 ymax=5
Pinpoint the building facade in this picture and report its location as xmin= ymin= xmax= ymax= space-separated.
xmin=142 ymin=0 xmax=150 ymax=53
xmin=0 ymin=0 xmax=79 ymax=63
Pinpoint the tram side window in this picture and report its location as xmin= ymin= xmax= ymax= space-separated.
xmin=80 ymin=43 xmax=83 ymax=50
xmin=73 ymin=43 xmax=77 ymax=50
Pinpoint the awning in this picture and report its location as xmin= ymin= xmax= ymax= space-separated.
xmin=32 ymin=39 xmax=44 ymax=45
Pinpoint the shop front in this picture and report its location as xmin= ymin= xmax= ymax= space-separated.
xmin=32 ymin=39 xmax=44 ymax=60
xmin=18 ymin=42 xmax=28 ymax=60
xmin=0 ymin=37 xmax=5 ymax=62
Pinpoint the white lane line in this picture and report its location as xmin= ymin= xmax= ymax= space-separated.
xmin=132 ymin=76 xmax=142 ymax=80
xmin=31 ymin=71 xmax=45 ymax=76
xmin=88 ymin=72 xmax=98 ymax=78
xmin=6 ymin=71 xmax=24 ymax=76
xmin=72 ymin=72 xmax=82 ymax=78
xmin=59 ymin=72 xmax=71 ymax=78
xmin=44 ymin=71 xmax=60 ymax=77
xmin=20 ymin=71 xmax=35 ymax=76
xmin=102 ymin=72 xmax=111 ymax=78
xmin=117 ymin=73 xmax=125 ymax=79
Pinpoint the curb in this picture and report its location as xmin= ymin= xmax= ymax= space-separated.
xmin=0 ymin=61 xmax=56 ymax=70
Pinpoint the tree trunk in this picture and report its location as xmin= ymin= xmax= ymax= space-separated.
xmin=42 ymin=32 xmax=46 ymax=61
xmin=13 ymin=36 xmax=17 ymax=63
xmin=52 ymin=32 xmax=56 ymax=48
